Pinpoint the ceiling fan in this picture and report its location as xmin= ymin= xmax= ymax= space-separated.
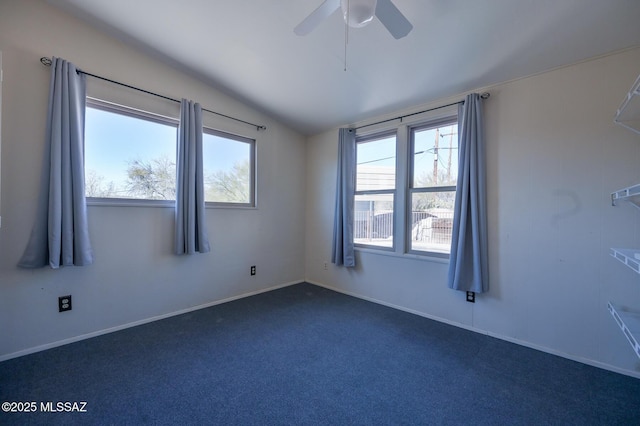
xmin=295 ymin=0 xmax=413 ymax=39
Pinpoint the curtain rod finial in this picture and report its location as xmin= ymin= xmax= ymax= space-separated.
xmin=480 ymin=92 xmax=490 ymax=99
xmin=40 ymin=57 xmax=52 ymax=67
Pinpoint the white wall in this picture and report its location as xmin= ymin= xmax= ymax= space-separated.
xmin=306 ymin=48 xmax=640 ymax=377
xmin=2 ymin=0 xmax=640 ymax=379
xmin=0 ymin=50 xmax=3 ymax=228
xmin=0 ymin=0 xmax=306 ymax=359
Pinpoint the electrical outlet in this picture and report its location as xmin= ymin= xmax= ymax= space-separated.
xmin=250 ymin=265 xmax=256 ymax=276
xmin=466 ymin=291 xmax=475 ymax=303
xmin=323 ymin=261 xmax=328 ymax=270
xmin=58 ymin=295 xmax=72 ymax=312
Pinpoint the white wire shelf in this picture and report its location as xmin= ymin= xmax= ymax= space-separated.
xmin=611 ymin=183 xmax=640 ymax=208
xmin=608 ymin=302 xmax=640 ymax=360
xmin=610 ymin=248 xmax=640 ymax=274
xmin=614 ymin=73 xmax=640 ymax=136
xmin=610 ymin=73 xmax=640 ymax=362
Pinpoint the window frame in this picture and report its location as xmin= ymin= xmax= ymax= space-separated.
xmin=351 ymin=110 xmax=459 ymax=261
xmin=353 ymin=130 xmax=397 ymax=251
xmin=406 ymin=117 xmax=458 ymax=258
xmin=84 ymin=97 xmax=257 ymax=209
xmin=84 ymin=97 xmax=179 ymax=207
xmin=202 ymin=127 xmax=256 ymax=209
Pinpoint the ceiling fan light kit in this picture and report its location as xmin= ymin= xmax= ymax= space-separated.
xmin=341 ymin=0 xmax=377 ymax=28
xmin=294 ymin=0 xmax=412 ymax=39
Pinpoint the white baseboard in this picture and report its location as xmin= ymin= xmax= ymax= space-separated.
xmin=6 ymin=278 xmax=639 ymax=379
xmin=305 ymin=280 xmax=640 ymax=380
xmin=0 ymin=280 xmax=302 ymax=363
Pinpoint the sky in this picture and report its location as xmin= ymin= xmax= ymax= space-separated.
xmin=412 ymin=124 xmax=458 ymax=187
xmin=85 ymin=106 xmax=457 ymax=197
xmin=356 ymin=124 xmax=458 ymax=187
xmin=85 ymin=106 xmax=250 ymax=191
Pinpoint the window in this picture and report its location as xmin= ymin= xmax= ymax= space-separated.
xmin=409 ymin=120 xmax=458 ymax=255
xmin=84 ymin=99 xmax=256 ymax=207
xmin=85 ymin=101 xmax=177 ymax=201
xmin=354 ymin=132 xmax=397 ymax=249
xmin=351 ymin=112 xmax=458 ymax=258
xmin=203 ymin=129 xmax=255 ymax=207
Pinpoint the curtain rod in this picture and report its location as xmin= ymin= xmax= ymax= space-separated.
xmin=354 ymin=92 xmax=490 ymax=131
xmin=40 ymin=57 xmax=267 ymax=131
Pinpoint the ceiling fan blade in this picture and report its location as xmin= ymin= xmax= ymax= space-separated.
xmin=375 ymin=0 xmax=413 ymax=39
xmin=294 ymin=0 xmax=341 ymax=36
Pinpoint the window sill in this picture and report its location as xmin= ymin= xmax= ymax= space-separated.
xmin=87 ymin=198 xmax=174 ymax=208
xmin=86 ymin=198 xmax=257 ymax=210
xmin=355 ymin=246 xmax=450 ymax=264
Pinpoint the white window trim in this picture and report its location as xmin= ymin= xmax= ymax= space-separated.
xmin=87 ymin=97 xmax=178 ymax=127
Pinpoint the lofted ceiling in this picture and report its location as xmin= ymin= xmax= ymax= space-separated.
xmin=48 ymin=0 xmax=640 ymax=136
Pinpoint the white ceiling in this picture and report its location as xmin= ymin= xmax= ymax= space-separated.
xmin=48 ymin=0 xmax=640 ymax=136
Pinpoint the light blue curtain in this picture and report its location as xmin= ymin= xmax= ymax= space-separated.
xmin=331 ymin=128 xmax=356 ymax=267
xmin=447 ymin=94 xmax=489 ymax=293
xmin=175 ymin=99 xmax=210 ymax=255
xmin=18 ymin=57 xmax=93 ymax=269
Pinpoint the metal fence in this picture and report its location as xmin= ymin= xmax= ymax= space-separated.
xmin=410 ymin=211 xmax=453 ymax=246
xmin=354 ymin=210 xmax=453 ymax=246
xmin=354 ymin=210 xmax=393 ymax=241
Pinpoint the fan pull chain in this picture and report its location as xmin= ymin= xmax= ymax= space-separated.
xmin=344 ymin=0 xmax=350 ymax=71
xmin=344 ymin=24 xmax=349 ymax=71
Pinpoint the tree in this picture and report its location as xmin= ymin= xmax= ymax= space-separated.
xmin=85 ymin=169 xmax=117 ymax=198
xmin=90 ymin=156 xmax=250 ymax=202
xmin=125 ymin=156 xmax=176 ymax=200
xmin=205 ymin=159 xmax=250 ymax=203
xmin=413 ymin=170 xmax=456 ymax=211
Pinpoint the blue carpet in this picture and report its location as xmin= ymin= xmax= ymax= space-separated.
xmin=1 ymin=282 xmax=639 ymax=425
